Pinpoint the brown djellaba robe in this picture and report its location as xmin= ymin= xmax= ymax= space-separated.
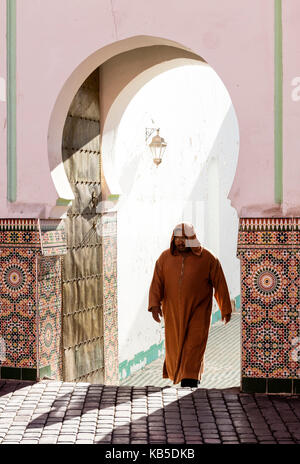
xmin=148 ymin=223 xmax=232 ymax=384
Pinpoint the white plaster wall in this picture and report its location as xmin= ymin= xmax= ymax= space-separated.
xmin=112 ymin=65 xmax=240 ymax=364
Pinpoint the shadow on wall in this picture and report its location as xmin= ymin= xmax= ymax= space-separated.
xmin=118 ymin=151 xmax=142 ymax=196
xmin=187 ymin=104 xmax=239 ymax=232
xmin=187 ymin=103 xmax=240 ymax=295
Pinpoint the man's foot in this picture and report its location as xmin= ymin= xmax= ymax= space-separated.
xmin=180 ymin=378 xmax=200 ymax=388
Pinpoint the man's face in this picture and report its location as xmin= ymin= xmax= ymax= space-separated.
xmin=174 ymin=235 xmax=186 ymax=251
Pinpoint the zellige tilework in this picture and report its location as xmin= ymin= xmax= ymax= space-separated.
xmin=37 ymin=255 xmax=62 ymax=380
xmin=0 ymin=219 xmax=65 ymax=380
xmin=101 ymin=213 xmax=119 ymax=385
xmin=237 ymin=218 xmax=300 ymax=389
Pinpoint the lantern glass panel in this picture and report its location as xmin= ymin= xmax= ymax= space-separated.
xmin=148 ymin=130 xmax=167 ymax=163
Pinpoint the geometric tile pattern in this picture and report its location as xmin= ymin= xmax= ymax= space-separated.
xmin=237 ymin=218 xmax=300 ymax=380
xmin=0 ymin=221 xmax=39 ymax=369
xmin=0 ymin=248 xmax=36 ymax=306
xmin=101 ymin=212 xmax=119 ymax=385
xmin=0 ymin=219 xmax=65 ymax=379
xmin=37 ymin=256 xmax=62 ymax=380
xmin=0 ymin=304 xmax=37 ymax=368
xmin=38 ymin=219 xmax=67 ymax=256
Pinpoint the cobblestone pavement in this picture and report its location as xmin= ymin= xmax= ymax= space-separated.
xmin=121 ymin=312 xmax=241 ymax=388
xmin=0 ymin=313 xmax=299 ymax=445
xmin=0 ymin=380 xmax=300 ymax=444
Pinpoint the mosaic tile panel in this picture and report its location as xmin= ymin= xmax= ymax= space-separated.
xmin=237 ymin=218 xmax=300 ymax=381
xmin=101 ymin=212 xmax=119 ymax=385
xmin=0 ymin=248 xmax=37 ymax=306
xmin=0 ymin=220 xmax=40 ymax=370
xmin=238 ymin=217 xmax=300 ymax=249
xmin=0 ymin=219 xmax=64 ymax=378
xmin=0 ymin=303 xmax=37 ymax=368
xmin=38 ymin=219 xmax=67 ymax=256
xmin=37 ymin=256 xmax=62 ymax=380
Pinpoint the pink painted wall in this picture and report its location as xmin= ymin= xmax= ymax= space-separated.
xmin=282 ymin=0 xmax=300 ymax=216
xmin=1 ymin=0 xmax=295 ymax=218
xmin=0 ymin=0 xmax=7 ymax=211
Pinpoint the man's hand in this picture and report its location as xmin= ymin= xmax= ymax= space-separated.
xmin=150 ymin=306 xmax=162 ymax=323
xmin=222 ymin=313 xmax=231 ymax=325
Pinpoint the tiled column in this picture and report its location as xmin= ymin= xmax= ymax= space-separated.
xmin=37 ymin=255 xmax=63 ymax=380
xmin=237 ymin=218 xmax=300 ymax=394
xmin=0 ymin=219 xmax=66 ymax=381
xmin=101 ymin=212 xmax=119 ymax=385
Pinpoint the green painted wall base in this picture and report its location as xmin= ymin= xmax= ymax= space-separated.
xmin=119 ymin=341 xmax=165 ymax=381
xmin=39 ymin=365 xmax=51 ymax=380
xmin=211 ymin=309 xmax=222 ymax=324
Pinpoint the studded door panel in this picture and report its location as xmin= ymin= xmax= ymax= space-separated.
xmin=61 ymin=69 xmax=104 ymax=383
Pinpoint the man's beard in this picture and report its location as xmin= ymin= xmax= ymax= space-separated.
xmin=177 ymin=245 xmax=190 ymax=251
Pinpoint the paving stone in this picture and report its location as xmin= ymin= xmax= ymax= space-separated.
xmin=258 ymin=440 xmax=277 ymax=444
xmin=167 ymin=438 xmax=185 ymax=443
xmin=75 ymin=439 xmax=94 ymax=444
xmin=235 ymin=427 xmax=254 ymax=434
xmin=204 ymin=438 xmax=222 ymax=444
xmin=197 ymin=417 xmax=216 ymax=423
xmin=4 ymin=434 xmax=23 ymax=440
xmin=277 ymin=440 xmax=296 ymax=444
xmin=112 ymin=437 xmax=130 ymax=444
xmin=185 ymin=436 xmax=202 ymax=442
xmin=200 ymin=422 xmax=218 ymax=428
xmin=186 ymin=440 xmax=204 ymax=445
xmin=96 ymin=426 xmax=112 ymax=432
xmin=49 ymin=412 xmax=66 ymax=418
xmin=20 ymin=439 xmax=40 ymax=444
xmin=57 ymin=440 xmax=76 ymax=444
xmin=217 ymin=425 xmax=236 ymax=432
xmin=216 ymin=419 xmax=233 ymax=425
xmin=202 ymin=433 xmax=220 ymax=439
xmin=65 ymin=410 xmax=82 ymax=416
xmin=59 ymin=430 xmax=78 ymax=435
xmin=220 ymin=431 xmax=238 ymax=437
xmin=2 ymin=440 xmax=20 ymax=444
xmin=13 ymin=416 xmax=31 ymax=422
xmin=77 ymin=433 xmax=95 ymax=439
xmin=273 ymin=432 xmax=292 ymax=438
xmin=257 ymin=435 xmax=277 ymax=441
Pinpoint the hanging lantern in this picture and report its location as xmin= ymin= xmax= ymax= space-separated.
xmin=148 ymin=129 xmax=167 ymax=166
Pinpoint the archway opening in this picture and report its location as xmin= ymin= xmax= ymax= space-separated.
xmin=50 ymin=36 xmax=240 ymax=386
xmin=110 ymin=64 xmax=240 ymax=388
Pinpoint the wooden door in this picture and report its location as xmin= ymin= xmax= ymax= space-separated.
xmin=61 ymin=69 xmax=104 ymax=383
